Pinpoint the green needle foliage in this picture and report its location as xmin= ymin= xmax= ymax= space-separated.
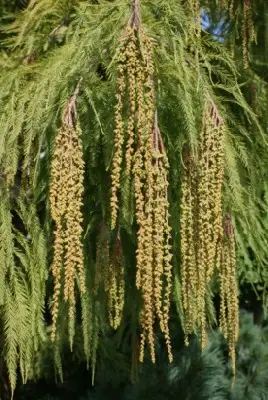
xmin=1 ymin=0 xmax=268 ymax=396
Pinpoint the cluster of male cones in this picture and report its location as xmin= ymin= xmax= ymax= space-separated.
xmin=49 ymin=0 xmax=239 ymax=372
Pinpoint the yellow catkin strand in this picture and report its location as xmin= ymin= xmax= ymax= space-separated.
xmin=199 ymin=104 xmax=224 ymax=350
xmin=181 ymin=163 xmax=195 ymax=340
xmin=110 ymin=42 xmax=127 ymax=229
xmin=220 ymin=214 xmax=239 ymax=373
xmin=219 ymin=251 xmax=228 ymax=339
xmin=180 ymin=100 xmax=239 ymax=372
xmin=138 ymin=125 xmax=155 ymax=362
xmin=64 ymin=123 xmax=86 ymax=320
xmin=197 ymin=109 xmax=212 ymax=349
xmin=207 ymin=106 xmax=224 ymax=280
xmin=181 ymin=101 xmax=225 ymax=350
xmin=229 ymin=0 xmax=234 ymax=18
xmin=221 ymin=1 xmax=254 ymax=67
xmin=125 ymin=29 xmax=137 ymax=175
xmin=211 ymin=120 xmax=224 ymax=254
xmin=50 ymin=128 xmax=70 ymax=342
xmin=137 ymin=34 xmax=158 ymax=363
xmin=50 ymin=224 xmax=64 ymax=342
xmin=242 ymin=1 xmax=249 ymax=68
xmin=139 ymin=310 xmax=146 ymax=363
xmin=180 ymin=153 xmax=199 ymax=342
xmin=110 ymin=0 xmax=173 ymax=364
xmin=50 ymin=84 xmax=86 ymax=342
xmin=129 ymin=29 xmax=155 ymax=361
xmin=134 ymin=32 xmax=150 ymax=292
xmin=220 ymin=0 xmax=233 ymax=14
xmin=242 ymin=0 xmax=255 ymax=68
xmin=157 ymin=130 xmax=173 ymax=362
xmin=180 ymin=167 xmax=190 ymax=329
xmin=145 ymin=114 xmax=173 ymax=362
xmin=152 ymin=157 xmax=165 ymax=334
xmin=108 ymin=230 xmax=125 ymax=329
xmin=188 ymin=0 xmax=201 ymax=34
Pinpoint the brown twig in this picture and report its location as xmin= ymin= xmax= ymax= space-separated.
xmin=130 ymin=0 xmax=141 ymax=29
xmin=63 ymin=78 xmax=83 ymax=127
xmin=225 ymin=212 xmax=234 ymax=237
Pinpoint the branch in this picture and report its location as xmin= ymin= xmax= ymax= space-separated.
xmin=49 ymin=16 xmax=68 ymax=38
xmin=130 ymin=0 xmax=141 ymax=29
xmin=63 ymin=78 xmax=83 ymax=127
xmin=185 ymin=57 xmax=224 ymax=125
xmin=225 ymin=212 xmax=234 ymax=237
xmin=209 ymin=101 xmax=223 ymax=127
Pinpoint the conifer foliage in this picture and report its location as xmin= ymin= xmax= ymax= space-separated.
xmin=0 ymin=0 xmax=268 ymax=395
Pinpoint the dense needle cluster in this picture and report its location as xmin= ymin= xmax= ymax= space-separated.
xmin=180 ymin=101 xmax=239 ymax=369
xmin=110 ymin=0 xmax=173 ymax=362
xmin=50 ymin=83 xmax=86 ymax=342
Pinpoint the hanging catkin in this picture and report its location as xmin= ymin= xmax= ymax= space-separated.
xmin=223 ymin=0 xmax=254 ymax=68
xmin=219 ymin=213 xmax=239 ymax=373
xmin=242 ymin=0 xmax=255 ymax=68
xmin=180 ymin=101 xmax=239 ymax=370
xmin=219 ymin=0 xmax=234 ymax=15
xmin=137 ymin=112 xmax=173 ymax=363
xmin=180 ymin=151 xmax=199 ymax=344
xmin=95 ymin=223 xmax=125 ymax=330
xmin=50 ymin=82 xmax=86 ymax=342
xmin=110 ymin=0 xmax=173 ymax=363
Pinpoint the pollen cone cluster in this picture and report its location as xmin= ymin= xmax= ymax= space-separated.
xmin=220 ymin=0 xmax=254 ymax=68
xmin=220 ymin=0 xmax=233 ymax=14
xmin=242 ymin=0 xmax=255 ymax=68
xmin=189 ymin=0 xmax=201 ymax=32
xmin=180 ymin=101 xmax=239 ymax=370
xmin=95 ymin=223 xmax=125 ymax=330
xmin=110 ymin=0 xmax=173 ymax=363
xmin=50 ymin=84 xmax=86 ymax=342
xmin=137 ymin=112 xmax=173 ymax=363
xmin=219 ymin=213 xmax=239 ymax=373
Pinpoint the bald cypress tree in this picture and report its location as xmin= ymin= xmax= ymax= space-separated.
xmin=1 ymin=0 xmax=268 ymax=396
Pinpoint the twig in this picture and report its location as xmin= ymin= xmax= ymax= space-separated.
xmin=130 ymin=0 xmax=141 ymax=28
xmin=63 ymin=78 xmax=83 ymax=127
